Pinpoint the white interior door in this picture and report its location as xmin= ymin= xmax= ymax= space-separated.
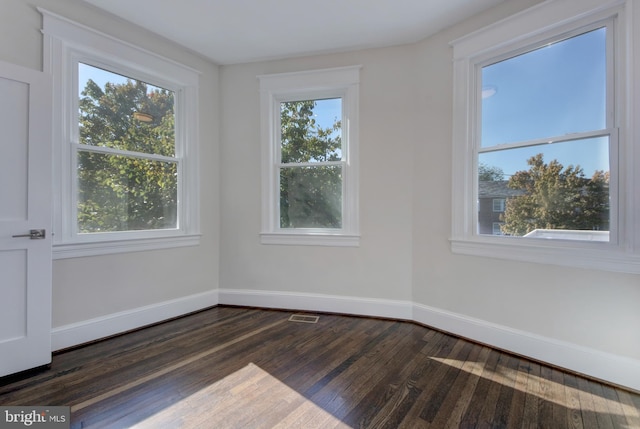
xmin=0 ymin=60 xmax=52 ymax=377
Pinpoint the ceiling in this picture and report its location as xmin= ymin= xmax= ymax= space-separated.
xmin=82 ymin=0 xmax=505 ymax=65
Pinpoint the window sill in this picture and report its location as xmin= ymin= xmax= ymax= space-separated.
xmin=260 ymin=232 xmax=360 ymax=247
xmin=450 ymin=236 xmax=640 ymax=274
xmin=53 ymin=234 xmax=201 ymax=259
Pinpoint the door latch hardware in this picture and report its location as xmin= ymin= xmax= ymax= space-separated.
xmin=12 ymin=229 xmax=46 ymax=239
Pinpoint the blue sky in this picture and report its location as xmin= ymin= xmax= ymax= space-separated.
xmin=480 ymin=27 xmax=608 ymax=178
xmin=79 ymin=63 xmax=126 ymax=90
xmin=81 ymin=62 xmax=340 ymax=137
xmin=311 ymin=97 xmax=341 ymax=130
xmin=81 ymin=30 xmax=608 ymax=180
xmin=78 ymin=63 xmax=164 ymax=93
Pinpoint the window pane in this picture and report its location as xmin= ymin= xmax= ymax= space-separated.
xmin=78 ymin=63 xmax=175 ymax=157
xmin=77 ymin=151 xmax=177 ymax=233
xmin=478 ymin=137 xmax=609 ymax=240
xmin=280 ymin=165 xmax=342 ymax=228
xmin=493 ymin=199 xmax=505 ymax=212
xmin=481 ymin=27 xmax=606 ymax=147
xmin=492 ymin=223 xmax=503 ymax=235
xmin=280 ymin=98 xmax=342 ymax=163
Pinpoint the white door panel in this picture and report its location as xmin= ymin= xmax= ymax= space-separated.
xmin=0 ymin=60 xmax=52 ymax=377
xmin=0 ymin=77 xmax=28 ymax=222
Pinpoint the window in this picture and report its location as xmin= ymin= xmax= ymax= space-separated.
xmin=42 ymin=10 xmax=200 ymax=258
xmin=279 ymin=98 xmax=343 ymax=229
xmin=259 ymin=67 xmax=360 ymax=246
xmin=492 ymin=223 xmax=504 ymax=236
xmin=77 ymin=64 xmax=178 ymax=233
xmin=480 ymin=26 xmax=611 ymax=240
xmin=450 ymin=0 xmax=640 ymax=273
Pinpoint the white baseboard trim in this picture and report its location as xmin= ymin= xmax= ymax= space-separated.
xmin=218 ymin=288 xmax=413 ymax=320
xmin=51 ymin=287 xmax=640 ymax=392
xmin=221 ymin=288 xmax=640 ymax=391
xmin=51 ymin=290 xmax=219 ymax=351
xmin=412 ymin=302 xmax=640 ymax=392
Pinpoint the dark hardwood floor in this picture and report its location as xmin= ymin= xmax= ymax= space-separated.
xmin=1 ymin=306 xmax=638 ymax=428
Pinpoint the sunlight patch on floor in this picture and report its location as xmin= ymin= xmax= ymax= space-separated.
xmin=428 ymin=356 xmax=640 ymax=428
xmin=132 ymin=363 xmax=351 ymax=429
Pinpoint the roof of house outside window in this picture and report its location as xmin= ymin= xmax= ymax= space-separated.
xmin=478 ymin=180 xmax=525 ymax=198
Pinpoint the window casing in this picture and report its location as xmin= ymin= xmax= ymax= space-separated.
xmin=450 ymin=0 xmax=640 ymax=273
xmin=42 ymin=10 xmax=200 ymax=258
xmin=259 ymin=67 xmax=360 ymax=246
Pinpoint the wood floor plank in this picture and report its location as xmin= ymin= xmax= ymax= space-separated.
xmin=458 ymin=347 xmax=502 ymax=427
xmin=280 ymin=318 xmax=392 ymax=395
xmin=72 ymin=318 xmax=287 ymax=413
xmin=419 ymin=341 xmax=474 ymax=422
xmin=303 ymin=321 xmax=400 ymax=399
xmin=310 ymin=323 xmax=424 ymax=421
xmin=393 ymin=335 xmax=469 ymax=425
xmin=428 ymin=344 xmax=491 ymax=429
xmin=617 ymin=389 xmax=640 ymax=428
xmin=589 ymin=379 xmax=617 ymax=429
xmin=576 ymin=374 xmax=603 ymax=429
xmin=548 ymin=366 xmax=572 ymax=428
xmin=489 ymin=354 xmax=521 ymax=428
xmin=346 ymin=330 xmax=449 ymax=429
xmin=601 ymin=383 xmax=630 ymax=428
xmin=563 ymin=372 xmax=585 ymax=429
xmin=505 ymin=358 xmax=531 ymax=429
xmin=537 ymin=364 xmax=556 ymax=429
xmin=1 ymin=306 xmax=638 ymax=429
xmin=516 ymin=359 xmax=542 ymax=429
xmin=475 ymin=352 xmax=516 ymax=427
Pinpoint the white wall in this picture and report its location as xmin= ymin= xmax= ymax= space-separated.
xmin=2 ymin=0 xmax=638 ymax=390
xmin=220 ymin=46 xmax=416 ymax=309
xmin=0 ymin=0 xmax=220 ymax=340
xmin=412 ymin=0 xmax=640 ymax=364
xmin=219 ymin=4 xmax=543 ymax=312
xmin=219 ymin=0 xmax=640 ymax=390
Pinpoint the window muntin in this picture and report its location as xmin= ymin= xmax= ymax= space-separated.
xmin=77 ymin=63 xmax=179 ymax=234
xmin=477 ymin=25 xmax=612 ymax=241
xmin=279 ymin=98 xmax=343 ymax=229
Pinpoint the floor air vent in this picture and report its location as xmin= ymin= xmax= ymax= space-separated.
xmin=288 ymin=314 xmax=319 ymax=324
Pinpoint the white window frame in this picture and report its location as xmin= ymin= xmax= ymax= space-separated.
xmin=41 ymin=9 xmax=200 ymax=259
xmin=492 ymin=199 xmax=505 ymax=213
xmin=450 ymin=0 xmax=640 ymax=274
xmin=259 ymin=67 xmax=360 ymax=246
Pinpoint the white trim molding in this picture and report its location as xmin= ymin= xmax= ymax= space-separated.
xmin=218 ymin=288 xmax=412 ymax=320
xmin=41 ymin=9 xmax=201 ymax=258
xmin=219 ymin=288 xmax=640 ymax=391
xmin=52 ymin=234 xmax=201 ymax=259
xmin=51 ymin=290 xmax=217 ymax=351
xmin=258 ymin=66 xmax=361 ymax=246
xmin=51 ymin=287 xmax=640 ymax=391
xmin=449 ymin=0 xmax=640 ymax=274
xmin=412 ymin=302 xmax=640 ymax=393
xmin=259 ymin=232 xmax=360 ymax=247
